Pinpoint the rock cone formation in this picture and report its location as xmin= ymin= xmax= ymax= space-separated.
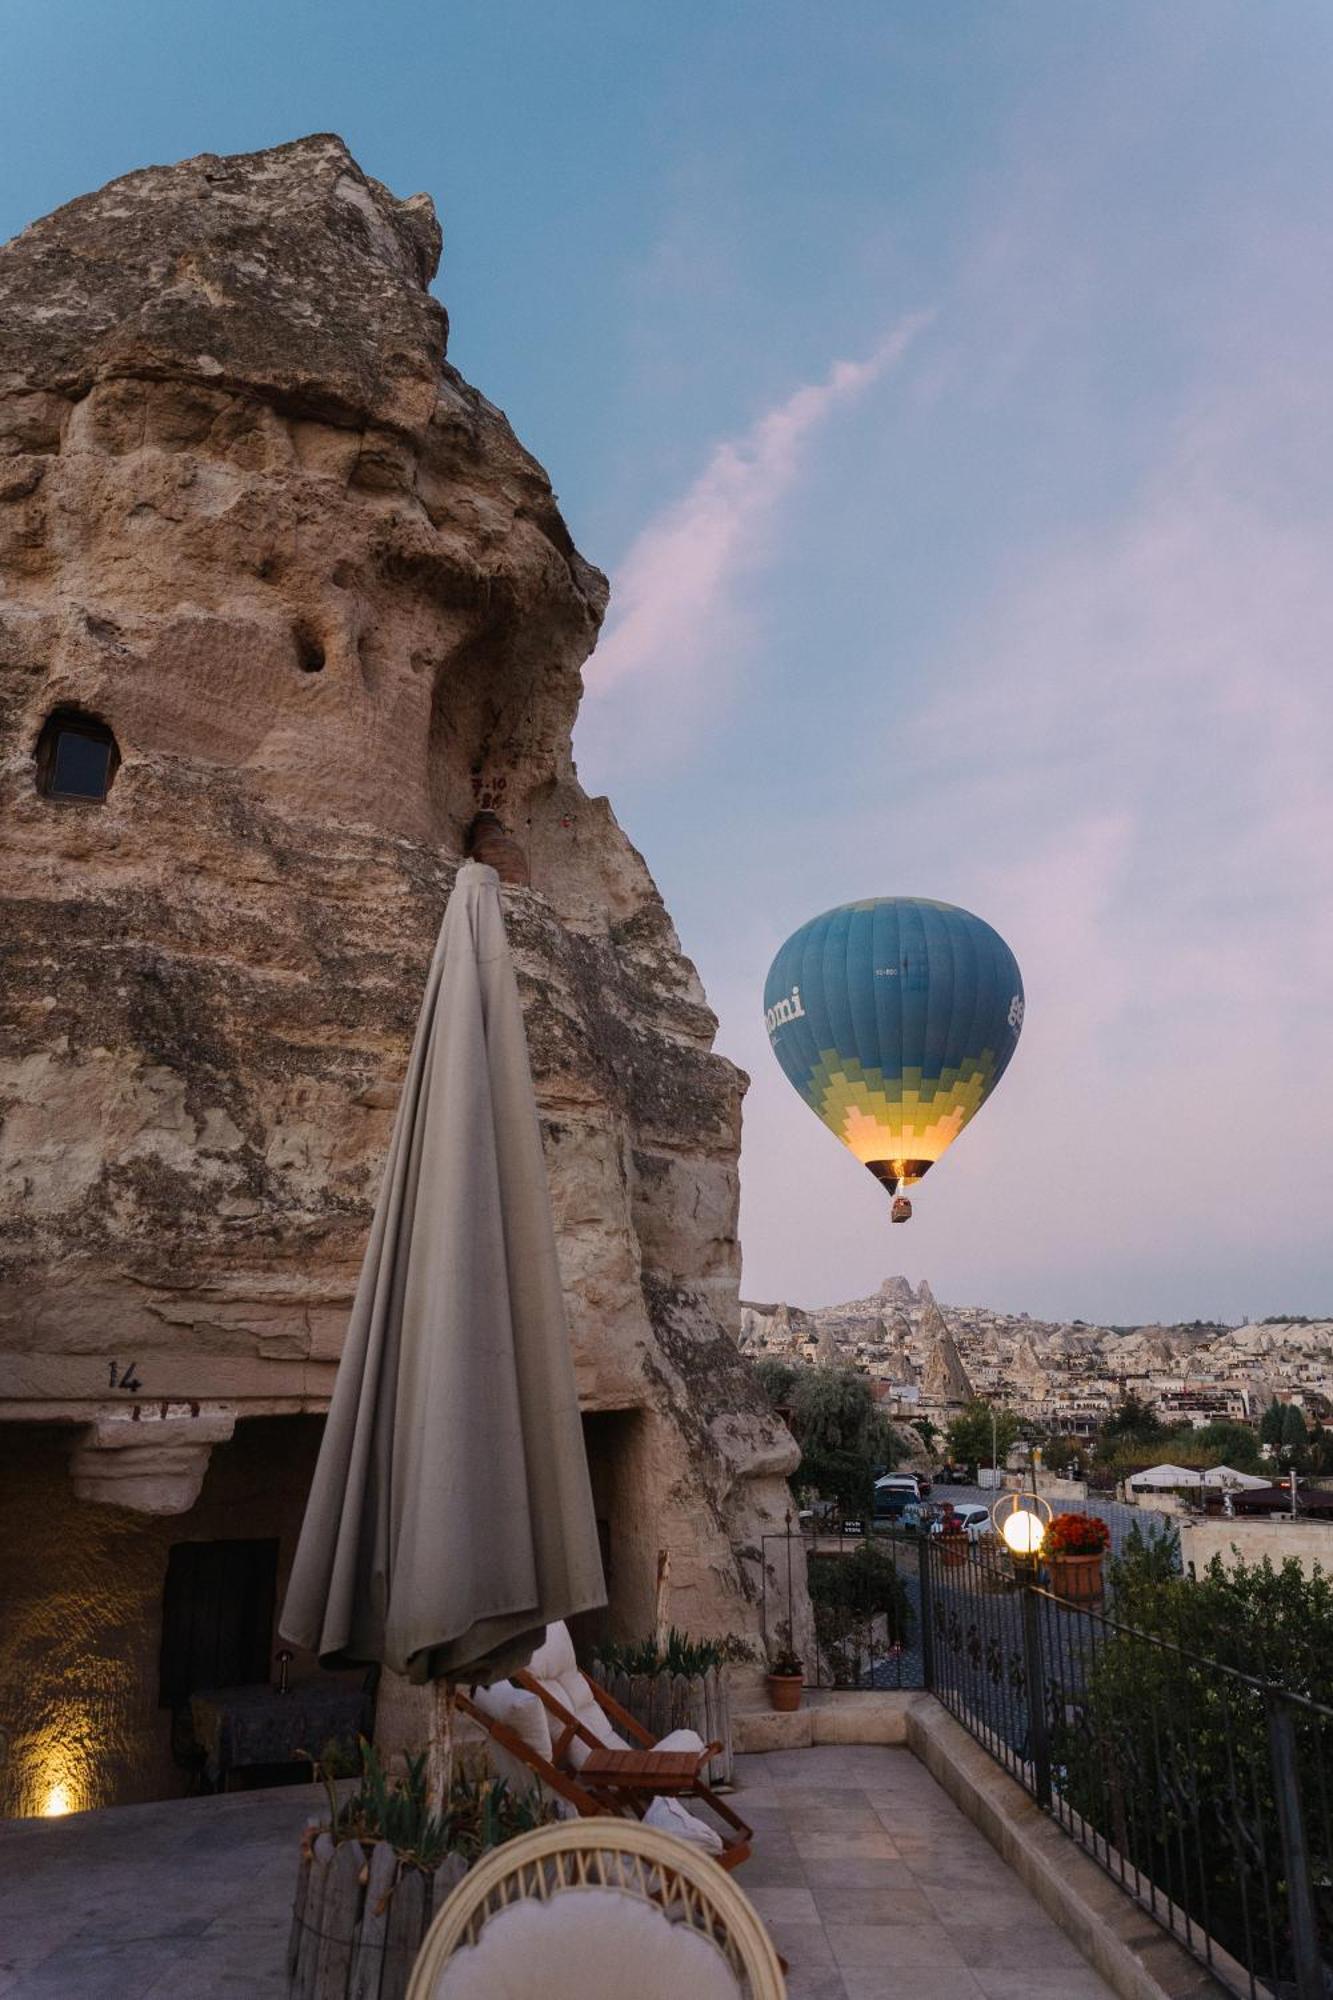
xmin=920 ymin=1312 xmax=975 ymax=1406
xmin=0 ymin=136 xmax=800 ymax=1656
xmin=883 ymin=1316 xmax=917 ymax=1384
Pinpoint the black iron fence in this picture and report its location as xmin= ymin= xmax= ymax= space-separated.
xmin=761 ymin=1524 xmax=925 ymax=1690
xmin=921 ymin=1534 xmax=1333 ymax=2000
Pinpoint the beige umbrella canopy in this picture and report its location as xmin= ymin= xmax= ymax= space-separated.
xmin=280 ymin=860 xmax=606 ymax=1696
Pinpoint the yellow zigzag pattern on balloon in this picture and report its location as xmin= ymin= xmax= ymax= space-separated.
xmin=808 ymin=1051 xmax=997 ymax=1169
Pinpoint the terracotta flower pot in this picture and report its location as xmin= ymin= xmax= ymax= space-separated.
xmin=1047 ymin=1551 xmax=1105 ymax=1605
xmin=766 ymin=1672 xmax=804 ymax=1713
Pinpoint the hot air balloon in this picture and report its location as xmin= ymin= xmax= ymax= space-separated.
xmin=763 ymin=898 xmax=1024 ymax=1222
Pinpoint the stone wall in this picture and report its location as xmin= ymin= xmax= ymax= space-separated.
xmin=1179 ymin=1516 xmax=1333 ymax=1581
xmin=0 ymin=134 xmax=806 ymax=1808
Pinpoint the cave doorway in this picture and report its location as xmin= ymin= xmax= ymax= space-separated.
xmin=571 ymin=1408 xmax=650 ymax=1657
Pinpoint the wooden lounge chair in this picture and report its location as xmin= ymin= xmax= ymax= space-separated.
xmin=406 ymin=1818 xmax=785 ymax=1998
xmin=456 ymin=1623 xmax=752 ymax=1872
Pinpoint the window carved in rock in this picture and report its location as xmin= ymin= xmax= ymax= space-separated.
xmin=35 ymin=709 xmax=120 ymax=802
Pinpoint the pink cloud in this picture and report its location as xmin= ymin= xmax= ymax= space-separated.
xmin=576 ymin=319 xmax=927 ymax=771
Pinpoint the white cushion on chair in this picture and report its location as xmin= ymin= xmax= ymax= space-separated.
xmin=644 ymin=1796 xmax=725 ymax=1854
xmin=525 ymin=1621 xmax=580 ymax=1683
xmin=526 ymin=1623 xmax=628 ymax=1771
xmin=652 ymin=1728 xmax=707 ymax=1756
xmin=466 ymin=1683 xmax=554 ymax=1796
xmin=467 ymin=1682 xmax=554 ymax=1763
xmin=429 ymin=1885 xmax=742 ymax=2000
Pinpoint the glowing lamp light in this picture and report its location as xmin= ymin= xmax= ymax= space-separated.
xmin=1001 ymin=1509 xmax=1046 ymax=1559
xmin=42 ymin=1783 xmax=71 ymax=1818
xmin=990 ymin=1491 xmax=1052 ymax=1565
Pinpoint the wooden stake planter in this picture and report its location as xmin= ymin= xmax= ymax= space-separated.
xmin=288 ymin=1828 xmax=468 ymax=2000
xmin=592 ymin=1662 xmax=734 ymax=1785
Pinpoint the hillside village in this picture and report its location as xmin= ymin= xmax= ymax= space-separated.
xmin=739 ymin=1277 xmax=1333 ymax=1437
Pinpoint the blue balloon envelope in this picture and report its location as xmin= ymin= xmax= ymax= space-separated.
xmin=764 ymin=898 xmax=1024 ymax=1199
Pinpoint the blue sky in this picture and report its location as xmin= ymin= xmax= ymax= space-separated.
xmin=6 ymin=3 xmax=1332 ymax=1322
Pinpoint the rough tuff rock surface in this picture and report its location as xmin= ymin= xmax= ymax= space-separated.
xmin=0 ymin=137 xmax=801 ymax=1655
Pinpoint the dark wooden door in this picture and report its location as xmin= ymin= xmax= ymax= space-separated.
xmin=158 ymin=1538 xmax=278 ymax=1705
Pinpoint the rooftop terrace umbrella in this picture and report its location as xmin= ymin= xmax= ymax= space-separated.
xmin=280 ymin=860 xmax=606 ymax=1794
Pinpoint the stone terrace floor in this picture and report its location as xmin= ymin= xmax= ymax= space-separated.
xmin=0 ymin=1745 xmax=1116 ymax=1999
xmin=738 ymin=1744 xmax=1115 ymax=2000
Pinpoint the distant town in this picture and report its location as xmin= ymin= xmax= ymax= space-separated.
xmin=739 ymin=1276 xmax=1332 ymax=1438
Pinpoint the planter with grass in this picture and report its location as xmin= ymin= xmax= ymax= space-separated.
xmin=287 ymin=1738 xmax=557 ymax=1999
xmin=592 ymin=1628 xmax=739 ymax=1784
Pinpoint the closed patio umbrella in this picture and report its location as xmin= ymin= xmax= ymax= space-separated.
xmin=280 ymin=859 xmax=606 ymax=1788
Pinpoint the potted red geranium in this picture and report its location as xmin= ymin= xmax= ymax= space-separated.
xmin=937 ymin=1504 xmax=969 ymax=1568
xmin=1044 ymin=1512 xmax=1110 ymax=1604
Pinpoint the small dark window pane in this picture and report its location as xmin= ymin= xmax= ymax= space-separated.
xmin=51 ymin=729 xmax=113 ymax=799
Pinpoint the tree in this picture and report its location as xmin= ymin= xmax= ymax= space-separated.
xmin=1282 ymin=1403 xmax=1309 ymax=1450
xmin=786 ymin=1366 xmax=898 ymax=1518
xmin=1038 ymin=1432 xmax=1081 ymax=1475
xmin=1260 ymin=1397 xmax=1286 ymax=1448
xmin=911 ymin=1415 xmax=939 ymax=1454
xmin=1188 ymin=1420 xmax=1263 ymax=1471
xmin=1097 ymin=1393 xmax=1167 ymax=1451
xmin=753 ymin=1356 xmax=798 ymax=1410
xmin=945 ymin=1399 xmax=1019 ymax=1475
xmin=1306 ymin=1420 xmax=1333 ymax=1477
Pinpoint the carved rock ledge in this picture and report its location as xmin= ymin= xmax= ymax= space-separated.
xmin=68 ymin=1406 xmax=237 ymax=1514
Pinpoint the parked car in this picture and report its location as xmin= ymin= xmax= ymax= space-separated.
xmin=875 ymin=1473 xmax=923 ymax=1499
xmin=929 ymin=1502 xmax=993 ymax=1542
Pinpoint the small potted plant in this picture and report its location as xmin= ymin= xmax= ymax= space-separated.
xmin=1044 ymin=1512 xmax=1111 ymax=1603
xmin=765 ymin=1646 xmax=805 ymax=1712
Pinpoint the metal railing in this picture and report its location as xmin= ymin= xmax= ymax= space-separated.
xmin=761 ymin=1524 xmax=925 ymax=1690
xmin=920 ymin=1534 xmax=1333 ymax=2000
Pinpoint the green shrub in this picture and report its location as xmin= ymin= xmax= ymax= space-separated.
xmin=1052 ymin=1538 xmax=1333 ymax=1983
xmin=807 ymin=1539 xmax=913 ymax=1685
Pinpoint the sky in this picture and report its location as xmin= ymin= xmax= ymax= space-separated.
xmin=5 ymin=2 xmax=1332 ymax=1324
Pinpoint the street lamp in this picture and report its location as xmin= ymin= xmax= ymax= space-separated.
xmin=990 ymin=1492 xmax=1053 ymax=1573
xmin=1001 ymin=1508 xmax=1046 ymax=1560
xmin=989 ymin=1491 xmax=1055 ymax=1810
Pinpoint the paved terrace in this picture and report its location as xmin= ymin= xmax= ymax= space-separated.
xmin=0 ymin=1746 xmax=1115 ymax=2000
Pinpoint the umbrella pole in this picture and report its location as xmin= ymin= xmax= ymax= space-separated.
xmin=654 ymin=1547 xmax=671 ymax=1652
xmin=426 ymin=1678 xmax=454 ymax=1816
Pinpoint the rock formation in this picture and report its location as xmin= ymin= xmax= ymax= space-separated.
xmin=920 ymin=1313 xmax=975 ymax=1407
xmin=882 ymin=1316 xmax=917 ymax=1384
xmin=0 ymin=136 xmax=804 ymax=1808
xmin=1013 ymin=1334 xmax=1050 ymax=1401
xmin=878 ymin=1274 xmax=915 ymax=1309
